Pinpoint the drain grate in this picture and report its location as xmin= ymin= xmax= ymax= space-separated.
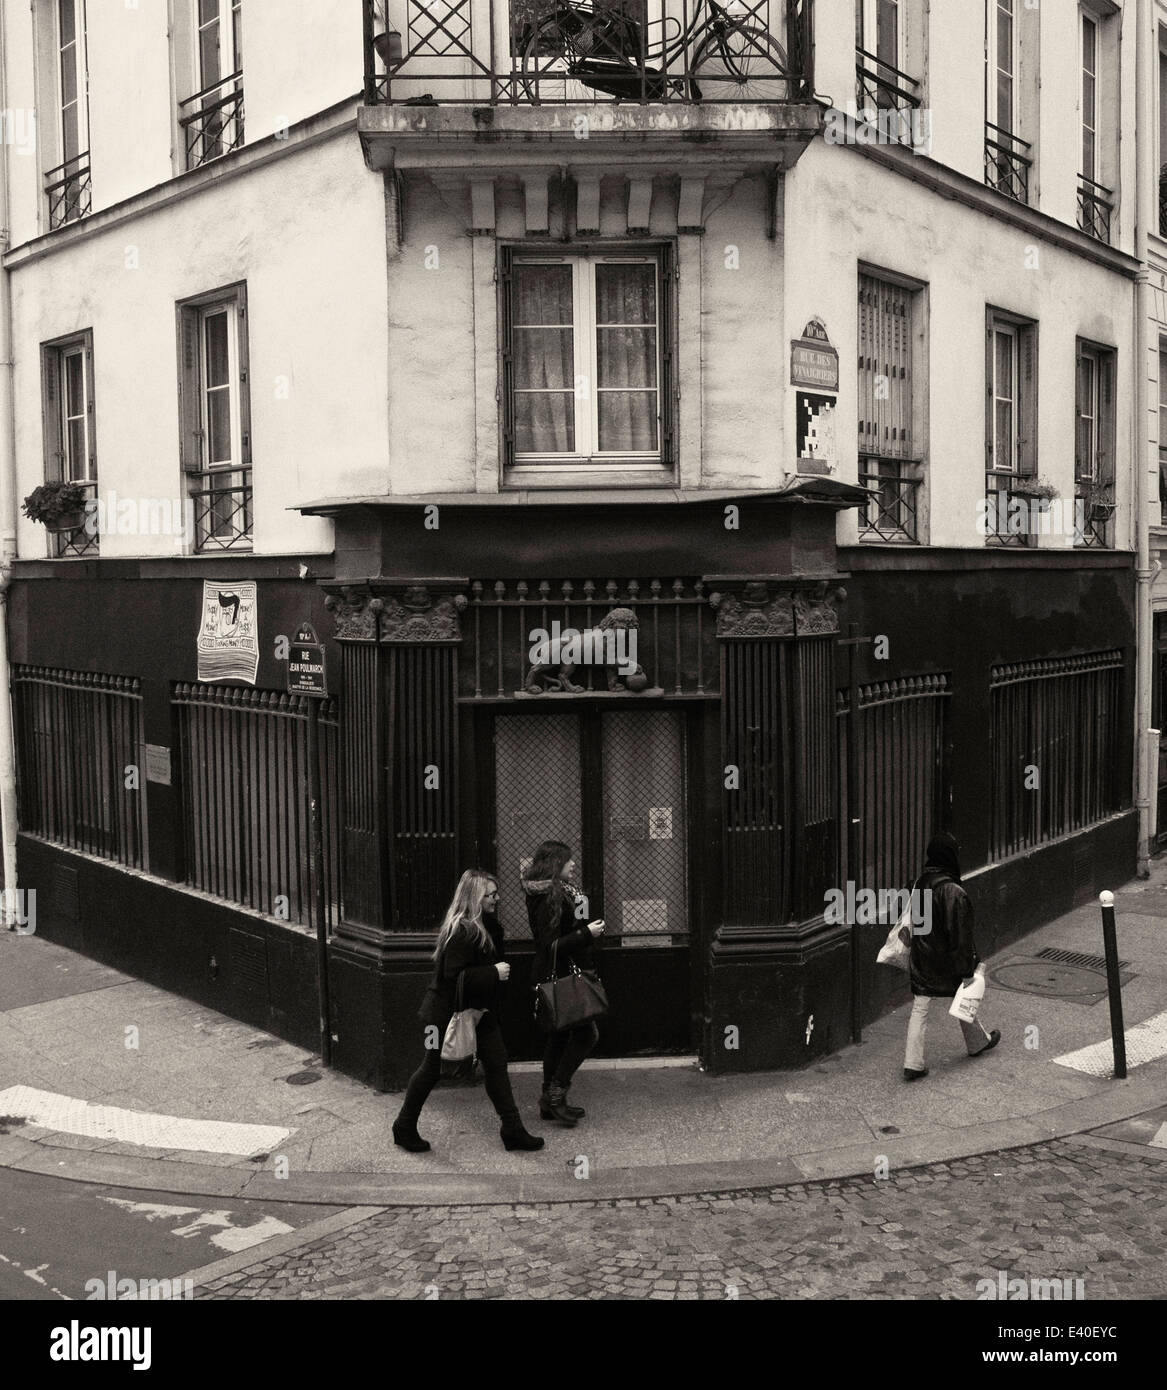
xmin=1036 ymin=946 xmax=1128 ymax=971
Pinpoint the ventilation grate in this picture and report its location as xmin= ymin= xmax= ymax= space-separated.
xmin=1036 ymin=946 xmax=1128 ymax=971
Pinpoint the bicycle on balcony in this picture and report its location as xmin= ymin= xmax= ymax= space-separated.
xmin=516 ymin=0 xmax=792 ymax=103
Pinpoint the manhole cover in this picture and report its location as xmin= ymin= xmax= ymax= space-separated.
xmin=285 ymin=1070 xmax=322 ymax=1086
xmin=990 ymin=958 xmax=1132 ymax=1005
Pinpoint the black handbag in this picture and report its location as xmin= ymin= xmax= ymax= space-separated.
xmin=534 ymin=939 xmax=609 ymax=1032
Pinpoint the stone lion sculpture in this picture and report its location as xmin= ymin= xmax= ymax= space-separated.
xmin=523 ymin=606 xmax=649 ymax=695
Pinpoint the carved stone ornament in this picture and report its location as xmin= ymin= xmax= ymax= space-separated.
xmin=324 ymin=588 xmax=384 ymax=642
xmin=793 ymin=583 xmax=842 ymax=636
xmin=380 ymin=587 xmax=468 ymax=643
xmin=709 ymin=586 xmax=795 ymax=639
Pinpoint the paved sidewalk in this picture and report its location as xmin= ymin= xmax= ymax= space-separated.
xmin=1 ymin=861 xmax=1165 ymax=1206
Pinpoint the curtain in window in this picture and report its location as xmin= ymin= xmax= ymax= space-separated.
xmin=595 ymin=263 xmax=658 ymax=453
xmin=513 ymin=264 xmax=575 ymax=454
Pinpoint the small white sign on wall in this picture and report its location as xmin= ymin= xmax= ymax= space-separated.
xmin=648 ymin=807 xmax=673 ymax=840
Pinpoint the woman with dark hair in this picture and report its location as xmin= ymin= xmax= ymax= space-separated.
xmin=522 ymin=840 xmax=605 ymax=1126
xmin=392 ymin=869 xmax=544 ymax=1153
xmin=904 ymin=832 xmax=1001 ymax=1081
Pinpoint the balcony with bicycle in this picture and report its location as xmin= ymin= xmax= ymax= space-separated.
xmin=364 ymin=0 xmax=813 ymax=106
xmin=45 ymin=152 xmax=91 ymax=230
xmin=983 ymin=123 xmax=1031 ymax=205
xmin=179 ymin=73 xmax=245 ymax=171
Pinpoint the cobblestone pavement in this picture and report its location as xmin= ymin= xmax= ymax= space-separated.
xmin=196 ymin=1138 xmax=1167 ymax=1300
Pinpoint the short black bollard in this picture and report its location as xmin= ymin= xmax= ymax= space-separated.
xmin=1098 ymin=890 xmax=1127 ymax=1080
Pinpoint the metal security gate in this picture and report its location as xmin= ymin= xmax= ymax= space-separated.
xmin=493 ymin=709 xmax=688 ymax=941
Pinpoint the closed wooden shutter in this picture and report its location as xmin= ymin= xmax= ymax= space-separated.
xmin=42 ymin=347 xmax=63 ymax=481
xmin=659 ymin=244 xmax=676 ymax=466
xmin=498 ymin=248 xmax=515 ymax=468
xmin=84 ymin=334 xmax=96 ymax=479
xmin=1018 ymin=323 xmax=1038 ymax=477
xmin=858 ymin=273 xmax=912 ymax=460
xmin=1097 ymin=349 xmax=1115 ymax=483
xmin=236 ymin=287 xmax=251 ymax=466
xmin=177 ymin=305 xmax=203 ymax=473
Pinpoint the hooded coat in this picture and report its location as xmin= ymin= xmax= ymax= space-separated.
xmin=909 ymin=834 xmax=980 ymax=998
xmin=523 ymin=878 xmax=596 ymax=982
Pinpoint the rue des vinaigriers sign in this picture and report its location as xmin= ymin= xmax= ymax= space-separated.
xmin=790 ymin=318 xmax=840 ymax=392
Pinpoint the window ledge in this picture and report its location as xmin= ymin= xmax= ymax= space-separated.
xmin=503 ymin=466 xmax=676 ymax=491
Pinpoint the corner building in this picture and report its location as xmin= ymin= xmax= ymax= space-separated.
xmin=1 ymin=0 xmax=1138 ymax=1089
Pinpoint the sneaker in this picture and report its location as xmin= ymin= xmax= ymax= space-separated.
xmin=970 ymin=1028 xmax=1001 ymax=1058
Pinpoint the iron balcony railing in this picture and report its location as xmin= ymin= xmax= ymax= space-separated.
xmin=179 ymin=73 xmax=245 ymax=169
xmin=364 ymin=0 xmax=814 ymax=105
xmin=854 ymin=46 xmax=921 ymax=115
xmin=984 ymin=122 xmax=1031 ymax=205
xmin=1074 ymin=479 xmax=1114 ymax=550
xmin=858 ymin=457 xmax=921 ymax=543
xmin=984 ymin=474 xmax=1036 ymax=549
xmin=45 ymin=151 xmax=91 ymax=229
xmin=1077 ymin=174 xmax=1113 ymax=245
xmin=53 ymin=478 xmax=99 ymax=559
xmin=189 ymin=467 xmax=252 ymax=552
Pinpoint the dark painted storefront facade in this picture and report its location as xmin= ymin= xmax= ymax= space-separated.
xmin=8 ymin=489 xmax=1137 ymax=1090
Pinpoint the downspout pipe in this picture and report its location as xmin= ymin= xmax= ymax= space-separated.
xmin=1135 ymin=0 xmax=1155 ymax=877
xmin=0 ymin=1 xmax=21 ymax=917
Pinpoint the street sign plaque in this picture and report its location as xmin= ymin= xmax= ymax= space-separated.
xmin=287 ymin=622 xmax=327 ymax=697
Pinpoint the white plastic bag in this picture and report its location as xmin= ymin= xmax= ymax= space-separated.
xmin=949 ymin=967 xmax=986 ymax=1023
xmin=440 ymin=1008 xmax=484 ymax=1060
xmin=876 ymin=909 xmax=913 ymax=969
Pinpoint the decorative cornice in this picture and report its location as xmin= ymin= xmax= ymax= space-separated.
xmin=323 ymin=586 xmax=383 ymax=642
xmin=323 ymin=582 xmax=468 ymax=644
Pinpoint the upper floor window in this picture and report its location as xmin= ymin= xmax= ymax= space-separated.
xmin=180 ymin=0 xmax=244 ymax=169
xmin=855 ymin=0 xmax=923 ymax=129
xmin=985 ymin=309 xmax=1038 ymax=546
xmin=1075 ymin=341 xmax=1115 ymax=549
xmin=42 ymin=331 xmax=98 ymax=557
xmin=1159 ymin=345 xmax=1167 ymax=525
xmin=177 ymin=285 xmax=253 ymax=551
xmin=857 ymin=269 xmax=924 ymax=544
xmin=1078 ymin=6 xmax=1115 ymax=244
xmin=501 ymin=246 xmax=673 ymax=483
xmin=984 ymin=0 xmax=1032 ymax=203
xmin=45 ymin=0 xmax=91 ymax=228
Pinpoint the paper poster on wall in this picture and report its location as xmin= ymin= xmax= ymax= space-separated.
xmin=197 ymin=580 xmax=259 ymax=684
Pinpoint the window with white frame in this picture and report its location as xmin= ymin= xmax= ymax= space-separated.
xmin=502 ymin=248 xmax=672 ymax=474
xmin=1075 ymin=342 xmax=1115 ymax=548
xmin=180 ymin=0 xmax=244 ymax=169
xmin=985 ymin=310 xmax=1037 ymax=546
xmin=1082 ymin=13 xmax=1098 ymax=184
xmin=177 ymin=287 xmax=252 ymax=551
xmin=45 ymin=0 xmax=91 ymax=227
xmin=1078 ymin=6 xmax=1115 ymax=243
xmin=41 ymin=331 xmax=98 ymax=556
xmin=987 ymin=0 xmax=1015 ymax=136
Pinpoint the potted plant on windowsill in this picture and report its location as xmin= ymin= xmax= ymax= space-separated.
xmin=22 ymin=480 xmax=90 ymax=533
xmin=1009 ymin=476 xmax=1058 ymax=510
xmin=1083 ymin=480 xmax=1115 ymax=522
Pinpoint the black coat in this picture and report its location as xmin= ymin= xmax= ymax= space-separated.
xmin=909 ymin=869 xmax=979 ymax=998
xmin=526 ymin=884 xmax=596 ymax=981
xmin=418 ymin=913 xmax=506 ymax=1025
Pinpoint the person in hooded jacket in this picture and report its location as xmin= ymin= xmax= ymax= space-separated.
xmin=392 ymin=869 xmax=544 ymax=1153
xmin=522 ymin=840 xmax=605 ymax=1126
xmin=904 ymin=832 xmax=1001 ymax=1081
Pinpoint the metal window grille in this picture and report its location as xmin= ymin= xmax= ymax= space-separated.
xmin=989 ymin=652 xmax=1124 ymax=861
xmin=494 ymin=713 xmax=584 ymax=934
xmin=190 ymin=467 xmax=253 ymax=552
xmin=179 ymin=75 xmax=244 ymax=169
xmin=13 ymin=667 xmax=146 ymax=868
xmin=173 ymin=684 xmax=341 ymax=928
xmin=44 ymin=151 xmax=91 ymax=229
xmin=836 ymin=674 xmax=950 ymax=893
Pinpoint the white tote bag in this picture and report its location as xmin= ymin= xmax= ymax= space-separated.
xmin=876 ymin=882 xmax=918 ymax=970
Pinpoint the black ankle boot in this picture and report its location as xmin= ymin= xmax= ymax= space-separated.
xmin=539 ymin=1084 xmax=578 ymax=1126
xmin=499 ymin=1114 xmax=545 ymax=1151
xmin=541 ymin=1084 xmax=584 ymax=1120
xmin=392 ymin=1117 xmax=431 ymax=1153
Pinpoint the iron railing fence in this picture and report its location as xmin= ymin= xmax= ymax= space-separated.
xmin=13 ymin=667 xmax=146 ymax=869
xmin=854 ymin=45 xmax=921 ymax=117
xmin=836 ymin=673 xmax=950 ymax=895
xmin=365 ymin=0 xmax=814 ymax=104
xmin=989 ymin=651 xmax=1124 ymax=862
xmin=173 ymin=684 xmax=341 ymax=930
xmin=859 ymin=457 xmax=921 ymax=543
xmin=45 ymin=151 xmax=91 ymax=229
xmin=189 ymin=468 xmax=252 ymax=552
xmin=1077 ymin=174 xmax=1113 ymax=245
xmin=984 ymin=122 xmax=1031 ymax=204
xmin=179 ymin=73 xmax=245 ymax=169
xmin=52 ymin=479 xmax=99 ymax=558
xmin=463 ymin=577 xmax=715 ymax=699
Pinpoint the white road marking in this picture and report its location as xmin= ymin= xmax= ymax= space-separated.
xmin=1151 ymin=1122 xmax=1167 ymax=1150
xmin=99 ymin=1197 xmax=294 ymax=1253
xmin=1052 ymin=1009 xmax=1167 ymax=1077
xmin=0 ymin=1250 xmax=70 ymax=1299
xmin=0 ymin=1086 xmax=291 ymax=1156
